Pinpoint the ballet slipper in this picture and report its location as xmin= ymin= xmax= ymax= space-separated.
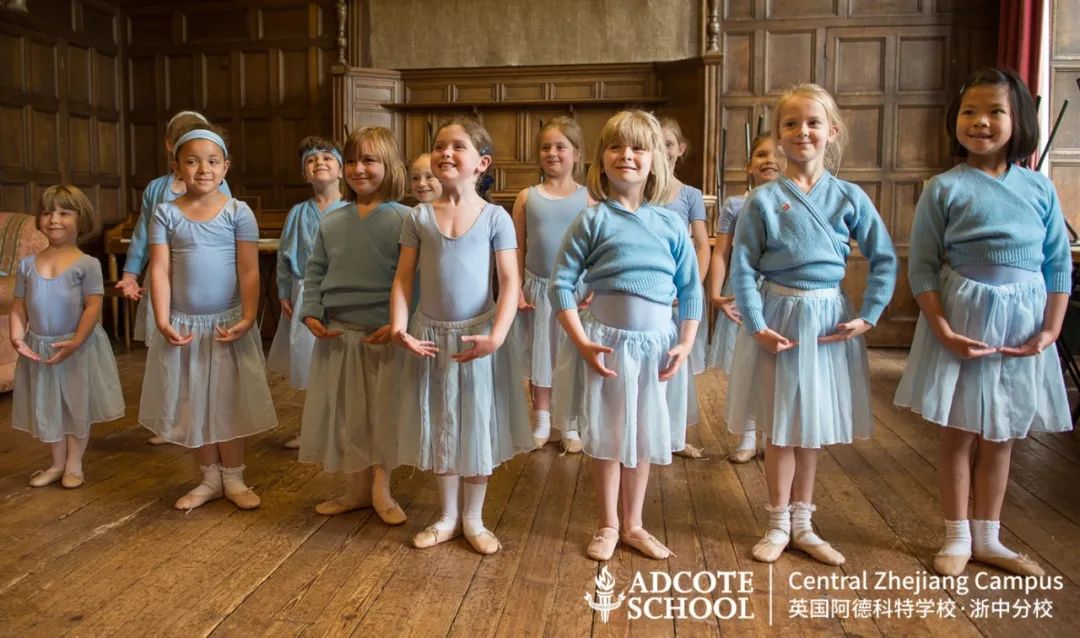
xmin=752 ymin=528 xmax=789 ymax=563
xmin=532 ymin=436 xmax=549 ymax=450
xmin=586 ymin=527 xmax=619 ymax=561
xmin=61 ymin=472 xmax=84 ymax=489
xmin=465 ymin=529 xmax=502 ymax=555
xmin=225 ymin=487 xmax=261 ymax=510
xmin=674 ymin=444 xmax=708 ymax=460
xmin=375 ymin=499 xmax=407 ymax=526
xmin=728 ymin=448 xmax=756 ymax=464
xmin=791 ymin=530 xmax=846 ymax=565
xmin=29 ymin=467 xmax=64 ymax=487
xmin=147 ymin=435 xmax=168 ymax=446
xmin=933 ymin=552 xmax=971 ymax=577
xmin=620 ymin=527 xmax=674 ymax=560
xmin=413 ymin=524 xmax=462 ymax=549
xmin=560 ymin=438 xmax=583 ymax=454
xmin=174 ymin=483 xmax=223 ymax=511
xmin=315 ymin=497 xmax=370 ymax=516
xmin=283 ymin=436 xmax=301 ymax=450
xmin=972 ymin=551 xmax=1045 ymax=577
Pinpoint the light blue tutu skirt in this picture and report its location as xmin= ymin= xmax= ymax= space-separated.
xmin=725 ymin=282 xmax=872 ymax=448
xmin=707 ymin=280 xmax=739 ymax=373
xmin=299 ymin=322 xmax=399 ymax=472
xmin=139 ymin=305 xmax=278 ymax=447
xmin=894 ymin=266 xmax=1071 ymax=441
xmin=396 ymin=308 xmax=532 ymax=476
xmin=133 ymin=282 xmax=156 ymax=342
xmin=13 ymin=326 xmax=124 ymax=442
xmin=266 ymin=277 xmax=316 ymax=389
xmin=552 ymin=311 xmax=688 ymax=467
xmin=514 ymin=269 xmax=587 ymax=388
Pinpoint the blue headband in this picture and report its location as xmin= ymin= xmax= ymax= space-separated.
xmin=174 ymin=129 xmax=228 ymax=158
xmin=301 ymin=147 xmax=343 ymax=171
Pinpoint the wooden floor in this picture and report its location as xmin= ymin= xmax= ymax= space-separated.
xmin=1 ymin=348 xmax=1079 ymax=637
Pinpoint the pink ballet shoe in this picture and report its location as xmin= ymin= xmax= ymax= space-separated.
xmin=413 ymin=524 xmax=462 ymax=549
xmin=29 ymin=467 xmax=64 ymax=488
xmin=586 ymin=527 xmax=619 ymax=561
xmin=465 ymin=529 xmax=502 ymax=555
xmin=61 ymin=472 xmax=84 ymax=489
xmin=620 ymin=528 xmax=674 ymax=560
xmin=752 ymin=528 xmax=789 ymax=563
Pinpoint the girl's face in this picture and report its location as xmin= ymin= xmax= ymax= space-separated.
xmin=343 ymin=142 xmax=386 ymax=198
xmin=777 ymin=96 xmax=836 ymax=167
xmin=304 ymin=151 xmax=342 ymax=186
xmin=748 ymin=138 xmax=782 ymax=185
xmin=173 ymin=139 xmax=229 ymax=195
xmin=39 ymin=207 xmax=79 ymax=247
xmin=956 ymin=83 xmax=1013 ymax=163
xmin=602 ymin=139 xmax=653 ymax=195
xmin=409 ymin=155 xmax=441 ymax=202
xmin=538 ymin=129 xmax=578 ymax=179
xmin=431 ymin=124 xmax=490 ymax=186
xmin=661 ymin=127 xmax=686 ymax=167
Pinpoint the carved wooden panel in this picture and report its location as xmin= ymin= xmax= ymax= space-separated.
xmin=0 ymin=1 xmax=124 ymax=230
xmin=1051 ymin=1 xmax=1080 ymax=231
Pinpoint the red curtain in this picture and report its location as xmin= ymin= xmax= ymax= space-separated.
xmin=998 ymin=0 xmax=1044 ymax=94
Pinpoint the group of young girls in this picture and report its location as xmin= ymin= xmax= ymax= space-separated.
xmin=9 ymin=66 xmax=1073 ymax=578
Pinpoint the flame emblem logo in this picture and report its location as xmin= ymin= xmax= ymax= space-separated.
xmin=584 ymin=565 xmax=626 ymax=623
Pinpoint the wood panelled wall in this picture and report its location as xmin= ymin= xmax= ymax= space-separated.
xmin=0 ymin=0 xmax=127 ymax=234
xmin=125 ymin=0 xmax=338 ymax=210
xmin=718 ymin=0 xmax=997 ymax=346
xmin=1050 ymin=0 xmax=1080 ymax=231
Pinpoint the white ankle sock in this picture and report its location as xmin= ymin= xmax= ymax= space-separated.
xmin=434 ymin=475 xmax=461 ymax=532
xmin=791 ymin=502 xmax=824 ymax=545
xmin=764 ymin=504 xmax=791 ymax=543
xmin=972 ymin=519 xmax=1018 ymax=559
xmin=178 ymin=464 xmax=222 ymax=508
xmin=940 ymin=519 xmax=972 ymax=556
xmin=533 ymin=410 xmax=551 ymax=439
xmin=220 ymin=465 xmax=251 ymax=496
xmin=737 ymin=430 xmax=756 ymax=452
xmin=562 ymin=430 xmax=580 ymax=442
xmin=462 ymin=481 xmax=488 ymax=537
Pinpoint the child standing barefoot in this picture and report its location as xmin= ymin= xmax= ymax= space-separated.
xmin=392 ymin=117 xmax=531 ymax=555
xmin=11 ymin=186 xmax=123 ymax=488
xmin=139 ymin=125 xmax=277 ymax=510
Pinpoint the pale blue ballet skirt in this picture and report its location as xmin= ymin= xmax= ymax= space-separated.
xmin=12 ymin=254 xmax=124 ymax=441
xmin=129 ymin=175 xmax=231 ymax=341
xmin=395 ymin=203 xmax=532 ymax=476
xmin=662 ymin=184 xmax=709 ymax=374
xmin=706 ymin=195 xmax=747 ymax=373
xmin=894 ymin=265 xmax=1071 ymax=440
xmin=266 ymin=197 xmax=348 ymax=389
xmin=138 ymin=199 xmax=278 ymax=447
xmin=725 ymin=282 xmax=873 ymax=448
xmin=552 ymin=293 xmax=689 ymax=467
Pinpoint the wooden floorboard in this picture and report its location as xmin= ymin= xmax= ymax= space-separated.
xmin=1 ymin=346 xmax=1079 ymax=636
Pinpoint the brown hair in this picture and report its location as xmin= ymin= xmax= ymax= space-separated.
xmin=171 ymin=122 xmax=230 ymax=159
xmin=773 ymin=83 xmax=848 ymax=172
xmin=433 ymin=116 xmax=495 ymax=199
xmin=586 ymin=110 xmax=671 ymax=204
xmin=40 ymin=184 xmax=99 ymax=243
xmin=537 ymin=116 xmax=586 ymax=183
xmin=658 ymin=116 xmax=689 ymax=168
xmin=165 ymin=111 xmax=209 ymax=150
xmin=342 ymin=127 xmax=407 ymax=202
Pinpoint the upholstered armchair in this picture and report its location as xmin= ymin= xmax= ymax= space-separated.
xmin=0 ymin=213 xmax=49 ymax=392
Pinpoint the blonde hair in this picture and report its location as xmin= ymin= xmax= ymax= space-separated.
xmin=40 ymin=184 xmax=99 ymax=243
xmin=773 ymin=83 xmax=847 ymax=172
xmin=537 ymin=116 xmax=586 ymax=183
xmin=342 ymin=127 xmax=407 ymax=202
xmin=586 ymin=110 xmax=671 ymax=204
xmin=165 ymin=111 xmax=209 ymax=149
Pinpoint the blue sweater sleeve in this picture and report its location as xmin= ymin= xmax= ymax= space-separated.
xmin=549 ymin=211 xmax=592 ymax=312
xmin=848 ymin=187 xmax=897 ymax=325
xmin=298 ymin=223 xmax=328 ymax=321
xmin=123 ymin=186 xmax=157 ymax=276
xmin=907 ymin=178 xmax=947 ymax=295
xmin=672 ymin=226 xmax=703 ymax=322
xmin=1041 ymin=180 xmax=1072 ymax=294
xmin=729 ymin=197 xmax=769 ymax=334
xmin=276 ymin=206 xmax=300 ymax=300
